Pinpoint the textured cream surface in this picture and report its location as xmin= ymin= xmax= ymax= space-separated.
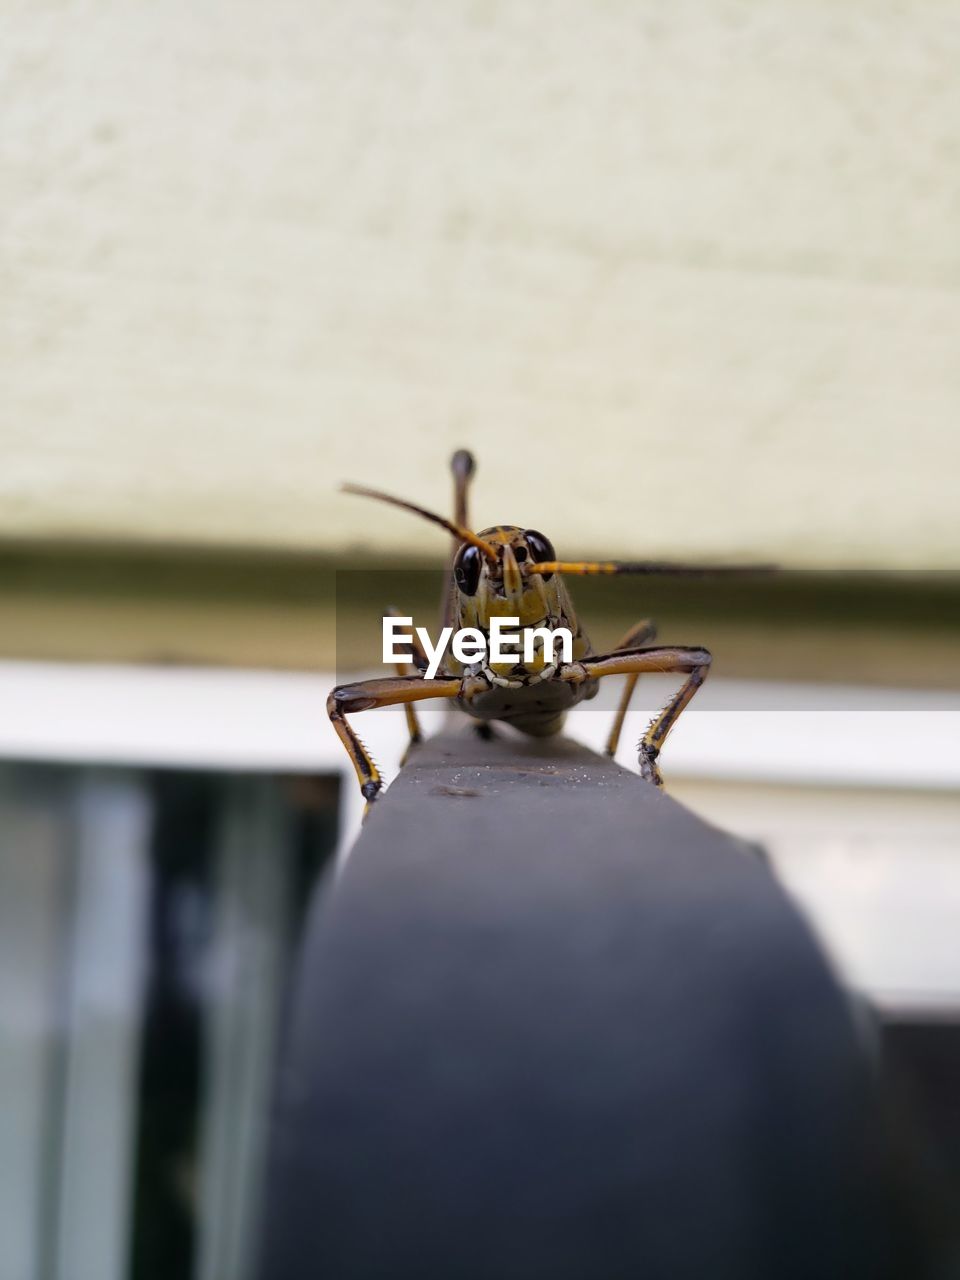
xmin=3 ymin=0 xmax=959 ymax=566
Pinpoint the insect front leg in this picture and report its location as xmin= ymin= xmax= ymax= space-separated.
xmin=560 ymin=645 xmax=711 ymax=786
xmin=603 ymin=618 xmax=657 ymax=758
xmin=327 ymin=673 xmax=477 ymax=802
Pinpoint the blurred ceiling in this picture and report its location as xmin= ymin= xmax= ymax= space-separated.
xmin=2 ymin=1 xmax=959 ymax=568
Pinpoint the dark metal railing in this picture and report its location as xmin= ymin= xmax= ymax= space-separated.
xmin=259 ymin=729 xmax=939 ymax=1279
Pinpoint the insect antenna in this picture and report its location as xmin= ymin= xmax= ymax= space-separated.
xmin=341 ymin=483 xmax=499 ymax=562
xmin=528 ymin=560 xmax=778 ymax=577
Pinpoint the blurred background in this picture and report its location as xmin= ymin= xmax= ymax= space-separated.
xmin=2 ymin=2 xmax=959 ymax=1277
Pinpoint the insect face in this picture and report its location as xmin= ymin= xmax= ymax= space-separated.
xmin=455 ymin=527 xmax=565 ymax=645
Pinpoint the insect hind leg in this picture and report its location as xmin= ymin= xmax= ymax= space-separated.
xmin=451 ymin=449 xmax=475 ymax=528
xmin=441 ymin=450 xmax=477 ymax=631
xmin=604 ymin=618 xmax=657 ymax=757
xmin=384 ymin=606 xmax=429 ymax=758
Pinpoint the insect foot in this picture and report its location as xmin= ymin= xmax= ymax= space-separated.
xmin=639 ymin=743 xmax=664 ymax=787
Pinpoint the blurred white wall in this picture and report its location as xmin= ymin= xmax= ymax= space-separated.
xmin=4 ymin=659 xmax=959 ymax=1007
xmin=2 ymin=1 xmax=959 ymax=565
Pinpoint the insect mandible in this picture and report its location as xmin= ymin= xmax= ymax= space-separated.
xmin=329 ymin=450 xmax=715 ymax=803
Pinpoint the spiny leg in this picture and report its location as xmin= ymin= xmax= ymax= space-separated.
xmin=638 ymin=655 xmax=711 ymax=785
xmin=561 ymin=645 xmax=711 ymax=786
xmin=384 ymin=606 xmax=429 ymax=755
xmin=327 ymin=674 xmax=467 ymax=802
xmin=604 ymin=618 xmax=657 ymax=757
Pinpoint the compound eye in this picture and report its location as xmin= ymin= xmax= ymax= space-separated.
xmin=523 ymin=530 xmax=556 ymax=581
xmin=453 ymin=544 xmax=482 ymax=596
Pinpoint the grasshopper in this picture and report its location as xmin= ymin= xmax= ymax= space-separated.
xmin=329 ymin=450 xmax=716 ymax=803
